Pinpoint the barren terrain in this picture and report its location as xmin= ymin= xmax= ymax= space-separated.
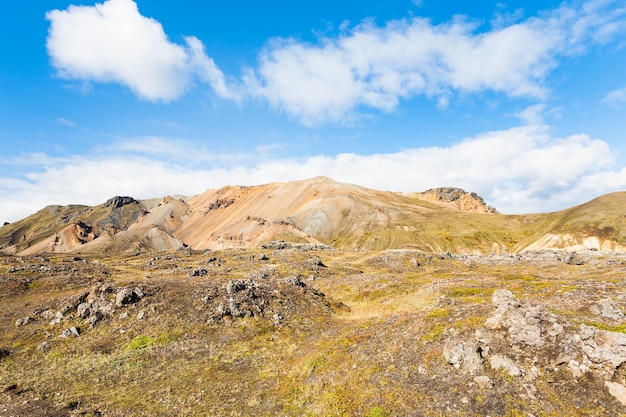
xmin=3 ymin=245 xmax=626 ymax=416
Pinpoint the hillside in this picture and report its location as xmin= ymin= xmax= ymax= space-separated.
xmin=1 ymin=177 xmax=625 ymax=256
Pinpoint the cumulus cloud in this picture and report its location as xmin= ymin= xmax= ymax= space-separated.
xmin=46 ymin=0 xmax=231 ymax=102
xmin=46 ymin=0 xmax=626 ymax=122
xmin=1 ymin=125 xmax=623 ymax=222
xmin=249 ymin=0 xmax=626 ymax=123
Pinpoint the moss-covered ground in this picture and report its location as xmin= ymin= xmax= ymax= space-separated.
xmin=1 ymin=248 xmax=625 ymax=416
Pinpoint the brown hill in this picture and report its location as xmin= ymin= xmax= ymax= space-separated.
xmin=1 ymin=177 xmax=625 ymax=255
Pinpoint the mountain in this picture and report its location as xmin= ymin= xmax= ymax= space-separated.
xmin=1 ymin=176 xmax=625 ymax=255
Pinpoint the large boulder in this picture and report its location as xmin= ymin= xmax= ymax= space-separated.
xmin=443 ymin=340 xmax=484 ymax=374
xmin=115 ymin=287 xmax=145 ymax=307
xmin=580 ymin=324 xmax=626 ymax=369
xmin=490 ymin=354 xmax=522 ymax=377
xmin=590 ymin=299 xmax=625 ymax=321
xmin=484 ymin=289 xmax=563 ymax=347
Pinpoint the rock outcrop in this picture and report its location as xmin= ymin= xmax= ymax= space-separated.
xmin=103 ymin=196 xmax=139 ymax=209
xmin=421 ymin=187 xmax=497 ymax=213
xmin=445 ymin=289 xmax=626 ymax=405
xmin=33 ymin=285 xmax=146 ymax=331
xmin=203 ymin=276 xmax=332 ymax=324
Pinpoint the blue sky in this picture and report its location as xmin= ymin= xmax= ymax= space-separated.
xmin=1 ymin=0 xmax=626 ymax=222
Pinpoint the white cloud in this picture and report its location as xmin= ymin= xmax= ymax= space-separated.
xmin=1 ymin=125 xmax=623 ymax=223
xmin=516 ymin=104 xmax=541 ymax=125
xmin=110 ymin=136 xmax=208 ymax=160
xmin=46 ymin=0 xmax=626 ymax=123
xmin=56 ymin=117 xmax=77 ymax=128
xmin=603 ymin=87 xmax=626 ymax=106
xmin=185 ymin=36 xmax=238 ymax=101
xmin=244 ymin=0 xmax=626 ymax=124
xmin=46 ymin=0 xmax=231 ymax=102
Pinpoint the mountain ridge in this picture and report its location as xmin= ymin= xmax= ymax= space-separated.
xmin=1 ymin=177 xmax=625 ymax=255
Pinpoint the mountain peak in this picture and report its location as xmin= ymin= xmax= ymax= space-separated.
xmin=103 ymin=196 xmax=139 ymax=209
xmin=420 ymin=187 xmax=497 ymax=214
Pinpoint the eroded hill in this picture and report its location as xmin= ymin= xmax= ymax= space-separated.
xmin=1 ymin=177 xmax=625 ymax=256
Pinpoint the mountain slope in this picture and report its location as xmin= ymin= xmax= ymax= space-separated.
xmin=512 ymin=192 xmax=626 ymax=252
xmin=1 ymin=177 xmax=625 ymax=255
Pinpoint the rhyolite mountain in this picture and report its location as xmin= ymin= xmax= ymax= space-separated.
xmin=1 ymin=176 xmax=625 ymax=255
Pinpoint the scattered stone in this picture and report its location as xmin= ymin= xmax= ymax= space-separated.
xmin=115 ymin=287 xmax=144 ymax=307
xmin=306 ymin=256 xmax=326 ymax=268
xmin=490 ymin=355 xmax=522 ymax=377
xmin=284 ymin=275 xmax=306 ymax=288
xmin=443 ymin=340 xmax=484 ymax=374
xmin=246 ymin=269 xmax=273 ymax=280
xmin=61 ymin=291 xmax=89 ymax=314
xmin=37 ymin=341 xmax=50 ymax=351
xmin=565 ymin=253 xmax=587 ymax=265
xmin=15 ymin=317 xmax=34 ymax=327
xmin=39 ymin=310 xmax=55 ymax=320
xmin=477 ymin=289 xmax=626 ymax=378
xmin=567 ymin=360 xmax=589 ymax=378
xmin=261 ymin=241 xmax=293 ymax=250
xmin=473 ymin=375 xmax=494 ymax=389
xmin=49 ymin=311 xmax=63 ymax=326
xmin=491 ymin=289 xmax=520 ymax=311
xmin=60 ymin=327 xmax=80 ymax=338
xmin=605 ymin=381 xmax=626 ymax=406
xmin=580 ymin=324 xmax=626 ymax=370
xmin=591 ymin=299 xmax=625 ymax=321
xmin=100 ymin=285 xmax=115 ymax=300
xmin=226 ymin=280 xmax=248 ymax=296
xmin=134 ymin=287 xmax=145 ymax=298
xmin=76 ymin=303 xmax=91 ymax=319
xmin=88 ymin=311 xmax=105 ymax=328
xmin=189 ymin=268 xmax=208 ymax=277
xmin=261 ymin=240 xmax=332 ymax=251
xmin=0 ymin=349 xmax=10 ymax=359
xmin=223 ymin=280 xmax=265 ymax=317
xmin=438 ymin=295 xmax=455 ymax=307
xmin=137 ymin=310 xmax=145 ymax=320
xmin=92 ymin=301 xmax=113 ymax=317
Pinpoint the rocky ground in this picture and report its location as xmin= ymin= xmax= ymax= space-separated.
xmin=2 ymin=244 xmax=626 ymax=416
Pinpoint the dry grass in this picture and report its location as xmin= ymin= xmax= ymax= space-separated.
xmin=1 ymin=248 xmax=626 ymax=416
